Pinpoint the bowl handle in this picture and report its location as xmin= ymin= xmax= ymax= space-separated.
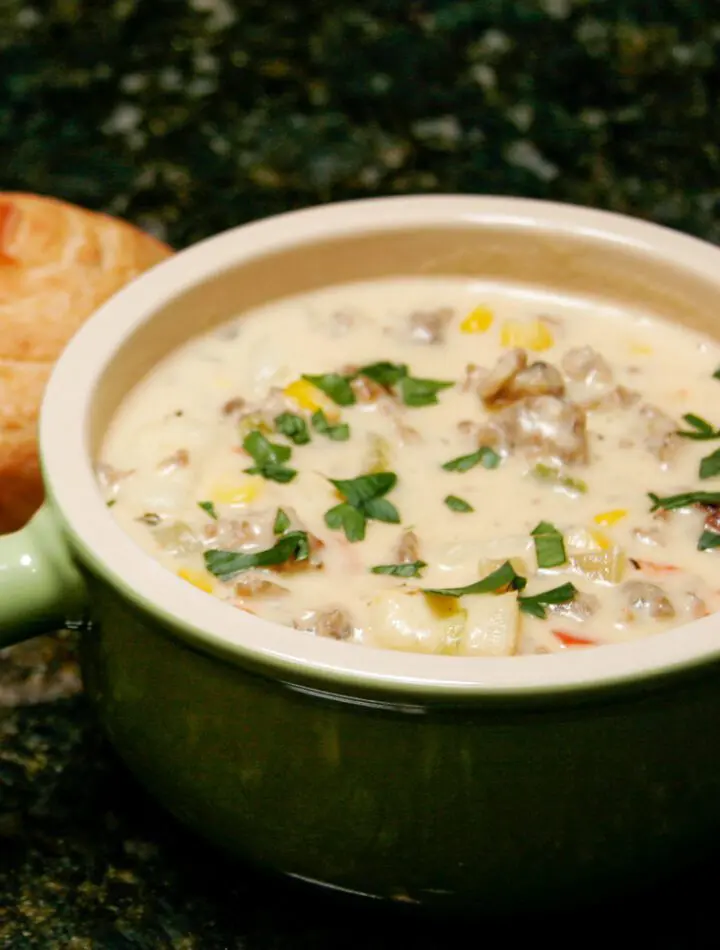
xmin=0 ymin=504 xmax=87 ymax=648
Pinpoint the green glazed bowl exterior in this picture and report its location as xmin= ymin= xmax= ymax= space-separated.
xmin=4 ymin=195 xmax=720 ymax=909
xmin=80 ymin=569 xmax=720 ymax=908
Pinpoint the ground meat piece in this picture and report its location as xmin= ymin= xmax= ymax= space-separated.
xmin=561 ymin=346 xmax=613 ymax=386
xmin=639 ymin=405 xmax=682 ymax=465
xmin=396 ymin=530 xmax=421 ymax=564
xmin=296 ymin=607 xmax=354 ymax=640
xmin=409 ymin=307 xmax=453 ymax=344
xmin=221 ymin=397 xmax=246 ymax=416
xmin=704 ymin=508 xmax=720 ymax=535
xmin=95 ymin=462 xmax=135 ymax=492
xmin=477 ymin=349 xmax=527 ymax=405
xmin=461 ymin=363 xmax=486 ymax=392
xmin=475 ymin=418 xmax=515 ymax=457
xmin=548 ymin=591 xmax=601 ymax=622
xmin=234 ymin=575 xmax=289 ymax=598
xmin=587 ymin=385 xmax=641 ymax=412
xmin=503 ymin=362 xmax=565 ymax=402
xmin=622 ymin=581 xmax=675 ymax=620
xmin=504 ymin=395 xmax=589 ymax=465
xmin=350 ymin=373 xmax=387 ymax=403
xmin=157 ymin=449 xmax=189 ymax=474
xmin=683 ymin=591 xmax=710 ymax=619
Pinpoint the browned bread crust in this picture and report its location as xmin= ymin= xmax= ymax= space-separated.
xmin=0 ymin=193 xmax=173 ymax=533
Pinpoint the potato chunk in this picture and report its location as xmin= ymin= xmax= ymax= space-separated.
xmin=367 ymin=590 xmax=466 ymax=654
xmin=459 ymin=593 xmax=520 ymax=657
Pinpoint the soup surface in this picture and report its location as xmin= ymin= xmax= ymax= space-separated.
xmin=99 ymin=277 xmax=720 ymax=656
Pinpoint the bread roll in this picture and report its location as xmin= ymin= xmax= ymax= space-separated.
xmin=0 ymin=193 xmax=172 ymax=533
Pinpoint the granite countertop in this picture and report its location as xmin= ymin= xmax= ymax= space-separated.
xmin=1 ymin=1 xmax=720 ymax=945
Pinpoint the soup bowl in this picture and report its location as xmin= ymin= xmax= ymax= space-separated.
xmin=4 ymin=195 xmax=720 ymax=910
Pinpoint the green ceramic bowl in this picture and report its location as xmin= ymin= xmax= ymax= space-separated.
xmin=4 ymin=196 xmax=720 ymax=910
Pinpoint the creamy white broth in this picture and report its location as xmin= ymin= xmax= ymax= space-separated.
xmin=99 ymin=277 xmax=720 ymax=656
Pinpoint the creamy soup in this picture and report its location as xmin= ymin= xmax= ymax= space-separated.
xmin=99 ymin=277 xmax=720 ymax=656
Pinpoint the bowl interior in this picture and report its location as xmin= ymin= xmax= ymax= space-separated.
xmin=43 ymin=197 xmax=720 ymax=700
xmin=90 ymin=221 xmax=720 ymax=449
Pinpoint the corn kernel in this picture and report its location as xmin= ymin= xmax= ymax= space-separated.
xmin=284 ymin=379 xmax=339 ymax=419
xmin=500 ymin=318 xmax=554 ymax=352
xmin=589 ymin=528 xmax=612 ymax=551
xmin=460 ymin=306 xmax=494 ymax=334
xmin=629 ymin=342 xmax=653 ymax=355
xmin=593 ymin=509 xmax=628 ymax=527
xmin=211 ymin=476 xmax=264 ymax=505
xmin=178 ymin=568 xmax=214 ymax=594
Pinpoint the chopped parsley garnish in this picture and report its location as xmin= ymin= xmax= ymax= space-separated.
xmin=106 ymin=499 xmax=116 ymax=508
xmin=275 ymin=412 xmax=311 ymax=445
xmin=518 ymin=583 xmax=577 ymax=619
xmin=356 ymin=362 xmax=453 ymax=407
xmin=423 ymin=560 xmax=527 ymax=598
xmin=371 ymin=560 xmax=427 ymax=578
xmin=700 ymin=448 xmax=720 ymax=480
xmin=698 ymin=530 xmax=720 ymax=551
xmin=357 ymin=362 xmax=408 ymax=387
xmin=243 ymin=430 xmax=297 ymax=483
xmin=444 ymin=495 xmax=474 ymax=512
xmin=198 ymin=500 xmax=218 ymax=520
xmin=324 ymin=472 xmax=400 ymax=542
xmin=312 ymin=409 xmax=350 ymax=441
xmin=531 ymin=463 xmax=588 ymax=495
xmin=442 ymin=446 xmax=500 ymax=473
xmin=714 ymin=367 xmax=720 ymax=381
xmin=398 ymin=375 xmax=454 ymax=407
xmin=302 ymin=373 xmax=356 ymax=406
xmin=648 ymin=490 xmax=720 ymax=512
xmin=324 ymin=503 xmax=368 ymax=542
xmin=205 ymin=530 xmax=309 ymax=580
xmin=677 ymin=413 xmax=720 ymax=441
xmin=531 ymin=521 xmax=567 ymax=569
xmin=273 ymin=507 xmax=291 ymax=535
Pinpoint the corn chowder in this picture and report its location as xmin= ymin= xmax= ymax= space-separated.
xmin=98 ymin=278 xmax=720 ymax=657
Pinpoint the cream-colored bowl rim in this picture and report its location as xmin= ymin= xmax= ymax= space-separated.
xmin=40 ymin=195 xmax=720 ymax=698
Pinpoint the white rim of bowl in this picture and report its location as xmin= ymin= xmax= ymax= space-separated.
xmin=40 ymin=195 xmax=720 ymax=698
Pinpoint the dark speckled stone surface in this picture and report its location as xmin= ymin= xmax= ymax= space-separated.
xmin=2 ymin=0 xmax=720 ymax=945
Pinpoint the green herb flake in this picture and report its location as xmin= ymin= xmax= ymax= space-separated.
xmin=106 ymin=499 xmax=117 ymax=508
xmin=243 ymin=430 xmax=297 ymax=483
xmin=423 ymin=560 xmax=527 ymax=598
xmin=205 ymin=531 xmax=309 ymax=580
xmin=275 ymin=412 xmax=311 ymax=445
xmin=700 ymin=448 xmax=720 ymax=480
xmin=518 ymin=583 xmax=577 ymax=619
xmin=371 ymin=560 xmax=427 ymax=578
xmin=198 ymin=500 xmax=218 ymax=520
xmin=698 ymin=530 xmax=720 ymax=551
xmin=713 ymin=367 xmax=720 ymax=381
xmin=324 ymin=503 xmax=367 ymax=542
xmin=398 ymin=375 xmax=454 ymax=407
xmin=444 ymin=495 xmax=474 ymax=513
xmin=531 ymin=521 xmax=567 ymax=569
xmin=357 ymin=362 xmax=408 ymax=387
xmin=273 ymin=508 xmax=291 ymax=535
xmin=312 ymin=409 xmax=350 ymax=442
xmin=531 ymin=463 xmax=588 ymax=495
xmin=442 ymin=446 xmax=500 ymax=473
xmin=325 ymin=472 xmax=400 ymax=542
xmin=302 ymin=373 xmax=356 ymax=406
xmin=649 ymin=490 xmax=720 ymax=512
xmin=677 ymin=413 xmax=720 ymax=440
xmin=330 ymin=472 xmax=397 ymax=508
